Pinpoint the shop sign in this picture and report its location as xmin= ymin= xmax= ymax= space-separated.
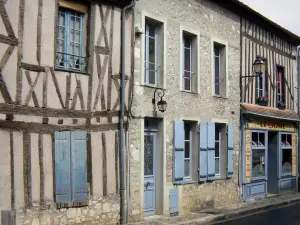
xmin=292 ymin=134 xmax=297 ymax=176
xmin=245 ymin=130 xmax=252 ymax=182
xmin=248 ymin=120 xmax=296 ymax=132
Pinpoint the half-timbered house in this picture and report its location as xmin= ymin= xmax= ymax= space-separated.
xmin=217 ymin=0 xmax=300 ymax=201
xmin=0 ymin=0 xmax=133 ymax=224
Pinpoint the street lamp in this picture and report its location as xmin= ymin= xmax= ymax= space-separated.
xmin=253 ymin=57 xmax=265 ymax=76
xmin=152 ymin=88 xmax=167 ymax=112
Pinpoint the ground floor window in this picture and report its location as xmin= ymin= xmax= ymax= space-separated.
xmin=281 ymin=133 xmax=292 ymax=175
xmin=252 ymin=131 xmax=266 ymax=178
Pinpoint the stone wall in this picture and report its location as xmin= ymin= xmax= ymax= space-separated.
xmin=129 ymin=0 xmax=241 ymax=222
xmin=20 ymin=195 xmax=120 ymax=225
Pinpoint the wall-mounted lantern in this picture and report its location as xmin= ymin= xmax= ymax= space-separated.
xmin=242 ymin=57 xmax=265 ymax=78
xmin=152 ymin=88 xmax=167 ymax=112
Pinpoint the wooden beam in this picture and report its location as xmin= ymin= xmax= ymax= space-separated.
xmin=94 ymin=46 xmax=110 ymax=55
xmin=0 ymin=1 xmax=16 ymax=38
xmin=0 ymin=46 xmax=15 ymax=71
xmin=36 ymin=0 xmax=43 ymax=65
xmin=21 ymin=63 xmax=45 ymax=72
xmin=0 ymin=120 xmax=126 ymax=134
xmin=101 ymin=132 xmax=107 ymax=196
xmin=0 ymin=103 xmax=121 ymax=118
xmin=243 ymin=32 xmax=296 ymax=60
xmin=0 ymin=70 xmax=13 ymax=104
xmin=50 ymin=67 xmax=65 ymax=109
xmin=0 ymin=34 xmax=18 ymax=46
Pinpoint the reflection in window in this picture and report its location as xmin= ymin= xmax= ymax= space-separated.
xmin=281 ymin=134 xmax=292 ymax=147
xmin=252 ymin=132 xmax=265 ymax=147
xmin=282 ymin=149 xmax=292 ymax=174
xmin=252 ymin=149 xmax=265 ymax=177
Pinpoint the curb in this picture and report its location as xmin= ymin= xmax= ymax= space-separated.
xmin=181 ymin=196 xmax=300 ymax=225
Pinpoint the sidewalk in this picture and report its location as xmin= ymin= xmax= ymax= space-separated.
xmin=128 ymin=192 xmax=300 ymax=225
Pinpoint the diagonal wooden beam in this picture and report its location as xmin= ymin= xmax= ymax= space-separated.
xmin=50 ymin=67 xmax=65 ymax=109
xmin=0 ymin=45 xmax=15 ymax=71
xmin=24 ymin=70 xmax=40 ymax=107
xmin=75 ymin=74 xmax=85 ymax=110
xmin=97 ymin=4 xmax=110 ymax=48
xmin=0 ymin=70 xmax=12 ymax=103
xmin=0 ymin=1 xmax=15 ymax=37
xmin=112 ymin=78 xmax=127 ymax=111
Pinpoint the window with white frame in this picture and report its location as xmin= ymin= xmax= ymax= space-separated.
xmin=215 ymin=124 xmax=221 ymax=175
xmin=184 ymin=122 xmax=192 ymax=179
xmin=281 ymin=133 xmax=292 ymax=174
xmin=251 ymin=131 xmax=266 ymax=178
xmin=213 ymin=42 xmax=226 ymax=96
xmin=56 ymin=7 xmax=87 ymax=73
xmin=145 ymin=21 xmax=158 ymax=86
xmin=256 ymin=59 xmax=267 ymax=98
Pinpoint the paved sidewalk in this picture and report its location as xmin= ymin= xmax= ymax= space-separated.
xmin=128 ymin=192 xmax=300 ymax=225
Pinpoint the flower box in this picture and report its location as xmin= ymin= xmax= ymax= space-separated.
xmin=256 ymin=96 xmax=268 ymax=106
xmin=277 ymin=101 xmax=286 ymax=110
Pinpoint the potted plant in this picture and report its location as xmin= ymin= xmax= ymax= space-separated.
xmin=278 ymin=101 xmax=286 ymax=110
xmin=256 ymin=96 xmax=268 ymax=106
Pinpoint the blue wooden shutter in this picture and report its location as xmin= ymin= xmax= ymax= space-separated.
xmin=54 ymin=131 xmax=71 ymax=203
xmin=199 ymin=123 xmax=208 ymax=181
xmin=173 ymin=121 xmax=184 ymax=183
xmin=169 ymin=189 xmax=179 ymax=215
xmin=207 ymin=122 xmax=216 ymax=180
xmin=71 ymin=131 xmax=88 ymax=201
xmin=227 ymin=124 xmax=234 ymax=178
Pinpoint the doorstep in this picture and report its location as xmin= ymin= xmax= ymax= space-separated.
xmin=128 ymin=192 xmax=300 ymax=225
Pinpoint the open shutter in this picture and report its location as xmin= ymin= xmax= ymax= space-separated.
xmin=173 ymin=121 xmax=185 ymax=183
xmin=71 ymin=131 xmax=88 ymax=201
xmin=227 ymin=124 xmax=234 ymax=178
xmin=199 ymin=123 xmax=208 ymax=181
xmin=207 ymin=122 xmax=215 ymax=180
xmin=54 ymin=131 xmax=71 ymax=203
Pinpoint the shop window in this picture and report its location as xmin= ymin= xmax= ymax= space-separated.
xmin=281 ymin=133 xmax=292 ymax=175
xmin=56 ymin=1 xmax=88 ymax=73
xmin=252 ymin=132 xmax=266 ymax=178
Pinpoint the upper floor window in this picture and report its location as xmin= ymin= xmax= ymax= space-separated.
xmin=256 ymin=59 xmax=267 ymax=98
xmin=145 ymin=22 xmax=158 ymax=86
xmin=56 ymin=7 xmax=87 ymax=73
xmin=213 ymin=42 xmax=227 ymax=97
xmin=277 ymin=66 xmax=285 ymax=105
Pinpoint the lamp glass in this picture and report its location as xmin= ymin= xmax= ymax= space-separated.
xmin=253 ymin=58 xmax=265 ymax=74
xmin=157 ymin=99 xmax=167 ymax=112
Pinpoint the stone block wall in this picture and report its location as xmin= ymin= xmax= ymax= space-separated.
xmin=129 ymin=0 xmax=241 ymax=221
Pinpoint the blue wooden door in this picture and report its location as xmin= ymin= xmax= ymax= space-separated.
xmin=144 ymin=132 xmax=156 ymax=216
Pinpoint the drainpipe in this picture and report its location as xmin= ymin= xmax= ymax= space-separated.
xmin=297 ymin=46 xmax=300 ymax=192
xmin=120 ymin=1 xmax=136 ymax=224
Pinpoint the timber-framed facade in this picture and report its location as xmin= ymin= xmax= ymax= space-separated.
xmin=0 ymin=0 xmax=133 ymax=224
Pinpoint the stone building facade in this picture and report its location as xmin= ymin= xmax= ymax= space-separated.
xmin=129 ymin=0 xmax=241 ymax=221
xmin=0 ymin=0 xmax=133 ymax=224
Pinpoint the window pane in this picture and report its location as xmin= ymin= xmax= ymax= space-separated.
xmin=281 ymin=134 xmax=287 ymax=147
xmin=215 ymin=126 xmax=220 ymax=141
xmin=148 ymin=70 xmax=156 ymax=85
xmin=282 ymin=149 xmax=292 ymax=173
xmin=144 ymin=135 xmax=154 ymax=176
xmin=214 ymin=46 xmax=220 ymax=56
xmin=252 ymin=149 xmax=265 ymax=177
xmin=184 ymin=123 xmax=190 ymax=140
xmin=184 ymin=142 xmax=190 ymax=158
xmin=75 ymin=17 xmax=81 ymax=30
xmin=252 ymin=132 xmax=258 ymax=146
xmin=258 ymin=132 xmax=265 ymax=146
xmin=287 ymin=134 xmax=292 ymax=146
xmin=215 ymin=158 xmax=219 ymax=174
xmin=184 ymin=48 xmax=191 ymax=71
xmin=149 ymin=23 xmax=155 ymax=37
xmin=149 ymin=62 xmax=156 ymax=71
xmin=215 ymin=83 xmax=220 ymax=95
xmin=184 ymin=78 xmax=191 ymax=91
xmin=184 ymin=159 xmax=190 ymax=177
xmin=184 ymin=71 xmax=191 ymax=78
xmin=149 ymin=38 xmax=155 ymax=64
xmin=215 ymin=144 xmax=219 ymax=157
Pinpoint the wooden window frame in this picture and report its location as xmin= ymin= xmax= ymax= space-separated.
xmin=276 ymin=66 xmax=285 ymax=104
xmin=251 ymin=131 xmax=267 ymax=181
xmin=280 ymin=133 xmax=293 ymax=176
xmin=184 ymin=122 xmax=192 ymax=180
xmin=182 ymin=34 xmax=193 ymax=92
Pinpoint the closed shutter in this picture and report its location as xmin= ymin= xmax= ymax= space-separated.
xmin=71 ymin=131 xmax=88 ymax=201
xmin=207 ymin=122 xmax=215 ymax=180
xmin=54 ymin=131 xmax=71 ymax=203
xmin=169 ymin=189 xmax=179 ymax=215
xmin=173 ymin=121 xmax=185 ymax=183
xmin=227 ymin=124 xmax=234 ymax=178
xmin=199 ymin=122 xmax=208 ymax=181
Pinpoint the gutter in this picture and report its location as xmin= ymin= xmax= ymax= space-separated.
xmin=120 ymin=0 xmax=136 ymax=224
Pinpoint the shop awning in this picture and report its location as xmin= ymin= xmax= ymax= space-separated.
xmin=241 ymin=103 xmax=300 ymax=122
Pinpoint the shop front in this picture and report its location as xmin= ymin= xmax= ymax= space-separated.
xmin=242 ymin=116 xmax=298 ymax=201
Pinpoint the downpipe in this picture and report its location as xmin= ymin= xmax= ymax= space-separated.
xmin=297 ymin=46 xmax=300 ymax=192
xmin=120 ymin=0 xmax=136 ymax=224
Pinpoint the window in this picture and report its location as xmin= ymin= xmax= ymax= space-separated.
xmin=56 ymin=7 xmax=86 ymax=72
xmin=277 ymin=67 xmax=285 ymax=104
xmin=145 ymin=22 xmax=158 ymax=86
xmin=213 ymin=42 xmax=227 ymax=97
xmin=184 ymin=122 xmax=192 ymax=178
xmin=181 ymin=31 xmax=198 ymax=93
xmin=54 ymin=131 xmax=88 ymax=206
xmin=251 ymin=132 xmax=266 ymax=178
xmin=281 ymin=133 xmax=292 ymax=174
xmin=215 ymin=124 xmax=221 ymax=175
xmin=256 ymin=59 xmax=267 ymax=98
